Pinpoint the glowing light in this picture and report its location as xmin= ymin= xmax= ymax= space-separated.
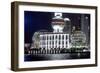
xmin=55 ymin=13 xmax=62 ymax=16
xmin=64 ymin=18 xmax=70 ymax=21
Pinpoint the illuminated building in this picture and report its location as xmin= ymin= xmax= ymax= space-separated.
xmin=29 ymin=12 xmax=88 ymax=54
xmin=38 ymin=13 xmax=70 ymax=49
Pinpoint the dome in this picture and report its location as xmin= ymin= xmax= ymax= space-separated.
xmin=31 ymin=30 xmax=48 ymax=48
xmin=71 ymin=31 xmax=87 ymax=48
xmin=52 ymin=13 xmax=65 ymax=33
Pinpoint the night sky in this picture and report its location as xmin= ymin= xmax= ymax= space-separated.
xmin=24 ymin=11 xmax=90 ymax=43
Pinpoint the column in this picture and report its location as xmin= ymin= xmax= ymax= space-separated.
xmin=51 ymin=34 xmax=52 ymax=48
xmin=47 ymin=35 xmax=48 ymax=50
xmin=60 ymin=34 xmax=62 ymax=48
xmin=57 ymin=34 xmax=59 ymax=48
xmin=52 ymin=35 xmax=54 ymax=48
xmin=64 ymin=34 xmax=66 ymax=48
xmin=44 ymin=35 xmax=46 ymax=49
xmin=47 ymin=35 xmax=49 ymax=49
xmin=62 ymin=34 xmax=64 ymax=48
xmin=49 ymin=35 xmax=50 ymax=49
xmin=45 ymin=34 xmax=47 ymax=49
xmin=67 ymin=34 xmax=69 ymax=49
xmin=43 ymin=35 xmax=45 ymax=49
xmin=54 ymin=34 xmax=56 ymax=48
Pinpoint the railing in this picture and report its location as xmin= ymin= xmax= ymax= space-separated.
xmin=25 ymin=47 xmax=89 ymax=55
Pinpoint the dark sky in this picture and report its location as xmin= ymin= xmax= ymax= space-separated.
xmin=24 ymin=11 xmax=90 ymax=43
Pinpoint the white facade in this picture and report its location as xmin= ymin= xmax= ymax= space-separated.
xmin=39 ymin=33 xmax=70 ymax=49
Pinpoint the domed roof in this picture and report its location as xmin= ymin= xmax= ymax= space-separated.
xmin=52 ymin=13 xmax=65 ymax=25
